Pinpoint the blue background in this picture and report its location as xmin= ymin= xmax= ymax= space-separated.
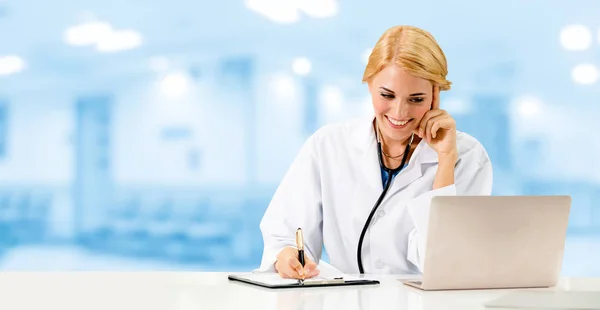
xmin=0 ymin=0 xmax=598 ymax=275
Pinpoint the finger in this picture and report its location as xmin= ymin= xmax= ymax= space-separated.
xmin=278 ymin=269 xmax=291 ymax=279
xmin=418 ymin=111 xmax=434 ymax=137
xmin=419 ymin=110 xmax=444 ymax=137
xmin=433 ymin=118 xmax=455 ymax=138
xmin=276 ymin=261 xmax=295 ymax=279
xmin=278 ymin=260 xmax=302 ymax=279
xmin=412 ymin=128 xmax=420 ymax=137
xmin=281 ymin=266 xmax=300 ymax=279
xmin=305 ymin=260 xmax=317 ymax=269
xmin=432 ymin=116 xmax=454 ymax=137
xmin=288 ymin=256 xmax=305 ymax=278
xmin=275 ymin=258 xmax=298 ymax=279
xmin=431 ymin=121 xmax=440 ymax=139
xmin=425 ymin=114 xmax=447 ymax=140
xmin=303 ymin=257 xmax=320 ymax=278
xmin=432 ymin=85 xmax=440 ymax=110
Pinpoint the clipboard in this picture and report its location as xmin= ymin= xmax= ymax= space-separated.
xmin=228 ymin=273 xmax=380 ymax=289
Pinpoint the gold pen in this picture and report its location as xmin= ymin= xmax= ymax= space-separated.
xmin=296 ymin=228 xmax=305 ymax=281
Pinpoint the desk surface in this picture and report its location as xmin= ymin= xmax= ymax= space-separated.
xmin=0 ymin=272 xmax=598 ymax=310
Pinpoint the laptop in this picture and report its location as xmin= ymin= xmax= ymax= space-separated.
xmin=401 ymin=195 xmax=571 ymax=291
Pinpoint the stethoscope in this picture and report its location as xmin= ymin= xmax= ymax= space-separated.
xmin=356 ymin=120 xmax=414 ymax=274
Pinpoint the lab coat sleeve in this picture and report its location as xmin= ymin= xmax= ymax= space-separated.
xmin=406 ymin=152 xmax=493 ymax=272
xmin=254 ymin=134 xmax=323 ymax=273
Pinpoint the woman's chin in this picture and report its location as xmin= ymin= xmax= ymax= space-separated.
xmin=386 ymin=131 xmax=415 ymax=142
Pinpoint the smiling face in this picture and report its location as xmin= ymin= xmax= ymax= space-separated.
xmin=368 ymin=64 xmax=434 ymax=143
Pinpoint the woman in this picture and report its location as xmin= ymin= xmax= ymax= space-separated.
xmin=257 ymin=25 xmax=493 ymax=279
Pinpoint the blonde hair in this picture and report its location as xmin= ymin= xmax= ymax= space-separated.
xmin=362 ymin=25 xmax=452 ymax=91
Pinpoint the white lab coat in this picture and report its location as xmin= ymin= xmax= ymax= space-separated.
xmin=257 ymin=116 xmax=493 ymax=275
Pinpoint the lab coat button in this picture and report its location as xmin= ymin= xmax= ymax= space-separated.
xmin=378 ymin=210 xmax=385 ymax=217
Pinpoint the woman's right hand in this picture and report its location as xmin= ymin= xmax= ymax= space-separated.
xmin=275 ymin=247 xmax=320 ymax=279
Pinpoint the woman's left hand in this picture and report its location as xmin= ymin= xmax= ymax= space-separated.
xmin=413 ymin=86 xmax=458 ymax=160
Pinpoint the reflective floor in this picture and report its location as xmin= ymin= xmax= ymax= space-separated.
xmin=0 ymin=236 xmax=598 ymax=276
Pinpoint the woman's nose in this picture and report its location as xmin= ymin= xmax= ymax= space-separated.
xmin=391 ymin=100 xmax=410 ymax=118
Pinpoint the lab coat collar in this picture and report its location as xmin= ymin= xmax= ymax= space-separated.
xmin=352 ymin=116 xmax=384 ymax=192
xmin=350 ymin=115 xmax=378 ymax=153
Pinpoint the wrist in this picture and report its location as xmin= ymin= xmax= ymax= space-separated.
xmin=433 ymin=153 xmax=456 ymax=190
xmin=438 ymin=151 xmax=458 ymax=164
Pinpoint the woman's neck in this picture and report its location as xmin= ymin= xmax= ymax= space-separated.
xmin=381 ymin=139 xmax=419 ymax=170
xmin=373 ymin=120 xmax=421 ymax=169
xmin=378 ymin=128 xmax=421 ymax=169
xmin=377 ymin=123 xmax=415 ymax=156
xmin=381 ymin=136 xmax=412 ymax=156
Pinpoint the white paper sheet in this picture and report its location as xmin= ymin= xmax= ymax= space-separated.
xmin=233 ymin=261 xmax=368 ymax=286
xmin=314 ymin=261 xmax=364 ymax=281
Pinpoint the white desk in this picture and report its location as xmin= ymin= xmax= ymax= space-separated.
xmin=0 ymin=273 xmax=598 ymax=310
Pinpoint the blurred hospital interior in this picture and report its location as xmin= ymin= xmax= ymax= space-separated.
xmin=0 ymin=0 xmax=599 ymax=275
